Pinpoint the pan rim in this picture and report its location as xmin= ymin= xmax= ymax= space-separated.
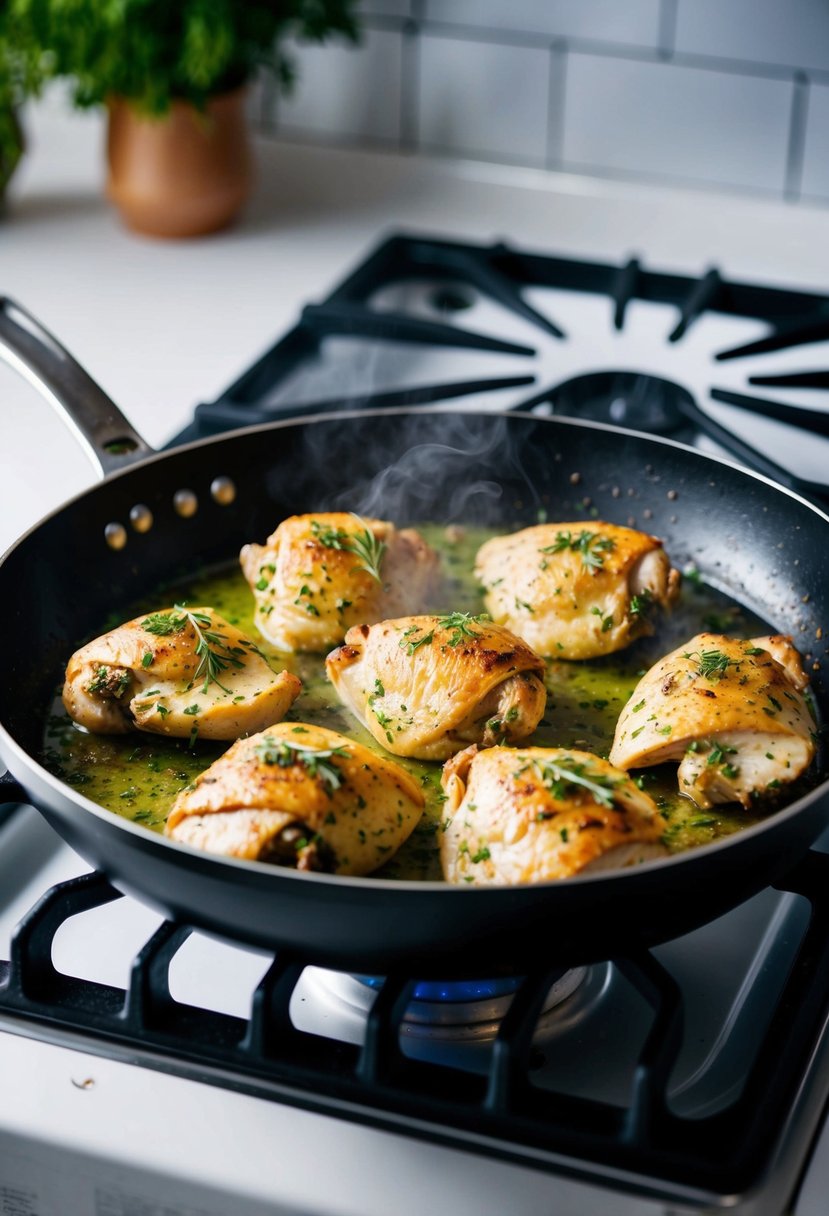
xmin=2 ymin=406 xmax=828 ymax=896
xmin=1 ymin=407 xmax=828 ymax=572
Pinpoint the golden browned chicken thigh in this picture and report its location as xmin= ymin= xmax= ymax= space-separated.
xmin=326 ymin=613 xmax=547 ymax=760
xmin=475 ymin=522 xmax=679 ymax=659
xmin=610 ymin=633 xmax=816 ymax=809
xmin=63 ymin=607 xmax=301 ymax=740
xmin=440 ymin=745 xmax=666 ymax=886
xmin=241 ymin=512 xmax=440 ymax=652
xmin=165 ymin=723 xmax=424 ymax=873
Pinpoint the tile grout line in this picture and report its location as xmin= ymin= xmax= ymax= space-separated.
xmin=400 ymin=18 xmax=421 ymax=152
xmin=784 ymin=73 xmax=810 ymax=203
xmin=545 ymin=41 xmax=568 ymax=171
xmin=659 ymin=0 xmax=678 ymax=58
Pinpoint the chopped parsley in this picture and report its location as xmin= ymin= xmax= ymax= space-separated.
xmin=630 ymin=588 xmax=653 ymax=618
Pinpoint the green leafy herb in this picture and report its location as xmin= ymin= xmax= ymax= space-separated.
xmin=515 ymin=754 xmax=619 ymax=808
xmin=311 ymin=514 xmax=387 ymax=583
xmin=149 ymin=605 xmax=246 ymax=694
xmin=142 ymin=611 xmax=185 ymax=636
xmin=630 ymin=588 xmax=653 ymax=618
xmin=683 ymin=648 xmax=735 ymax=681
xmin=12 ymin=2 xmax=360 ymax=117
xmin=436 ymin=611 xmax=489 ymax=647
xmin=399 ymin=626 xmax=434 ymax=655
xmin=540 ymin=530 xmax=616 ymax=574
xmin=254 ymin=737 xmax=349 ymax=794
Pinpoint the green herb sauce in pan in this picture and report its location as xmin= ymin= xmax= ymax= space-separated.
xmin=42 ymin=525 xmax=785 ymax=881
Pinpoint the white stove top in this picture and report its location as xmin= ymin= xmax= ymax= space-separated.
xmin=2 ymin=100 xmax=829 ymax=1216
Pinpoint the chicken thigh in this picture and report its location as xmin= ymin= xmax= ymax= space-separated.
xmin=241 ymin=512 xmax=440 ymax=652
xmin=165 ymin=722 xmax=424 ymax=874
xmin=63 ymin=607 xmax=301 ymax=740
xmin=475 ymin=522 xmax=679 ymax=659
xmin=326 ymin=613 xmax=547 ymax=760
xmin=610 ymin=633 xmax=816 ymax=809
xmin=440 ymin=745 xmax=666 ymax=886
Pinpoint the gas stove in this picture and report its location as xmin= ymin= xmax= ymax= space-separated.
xmin=2 ymin=235 xmax=829 ymax=1216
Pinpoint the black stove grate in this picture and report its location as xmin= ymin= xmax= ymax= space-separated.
xmin=181 ymin=234 xmax=829 ymax=507
xmin=2 ymin=854 xmax=829 ymax=1207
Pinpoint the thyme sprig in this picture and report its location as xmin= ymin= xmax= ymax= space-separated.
xmin=310 ymin=514 xmax=387 ymax=583
xmin=345 ymin=514 xmax=387 ymax=582
xmin=540 ymin=530 xmax=616 ymax=574
xmin=515 ymin=754 xmax=619 ymax=808
xmin=142 ymin=606 xmax=245 ymax=694
xmin=436 ymin=611 xmax=490 ymax=647
xmin=254 ymin=737 xmax=349 ymax=793
xmin=683 ymin=648 xmax=735 ymax=681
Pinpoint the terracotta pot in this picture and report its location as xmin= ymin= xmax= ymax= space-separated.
xmin=106 ymin=88 xmax=252 ymax=238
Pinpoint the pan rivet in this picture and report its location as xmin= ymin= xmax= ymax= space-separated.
xmin=210 ymin=476 xmax=236 ymax=506
xmin=129 ymin=504 xmax=153 ymax=533
xmin=174 ymin=490 xmax=198 ymax=518
xmin=104 ymin=522 xmax=127 ymax=550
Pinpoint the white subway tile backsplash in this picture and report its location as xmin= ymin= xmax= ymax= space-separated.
xmin=675 ymin=0 xmax=829 ymax=76
xmin=251 ymin=6 xmax=827 ymax=207
xmin=422 ymin=0 xmax=661 ymax=48
xmin=563 ymin=54 xmax=793 ymax=193
xmin=802 ymin=82 xmax=829 ymax=200
xmin=277 ymin=28 xmax=403 ymax=143
xmin=418 ymin=33 xmax=552 ymax=166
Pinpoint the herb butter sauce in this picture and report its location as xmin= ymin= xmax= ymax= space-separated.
xmin=42 ymin=524 xmax=776 ymax=881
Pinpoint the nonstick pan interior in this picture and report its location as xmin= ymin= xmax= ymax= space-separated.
xmin=1 ymin=409 xmax=827 ymax=975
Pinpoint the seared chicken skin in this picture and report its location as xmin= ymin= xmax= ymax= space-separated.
xmin=165 ymin=723 xmax=424 ymax=874
xmin=63 ymin=607 xmax=301 ymax=741
xmin=440 ymin=745 xmax=666 ymax=886
xmin=475 ymin=522 xmax=680 ymax=659
xmin=610 ymin=633 xmax=816 ymax=809
xmin=326 ymin=614 xmax=547 ymax=760
xmin=241 ymin=512 xmax=440 ymax=652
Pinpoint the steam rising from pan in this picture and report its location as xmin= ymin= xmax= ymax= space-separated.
xmin=299 ymin=410 xmax=546 ymax=525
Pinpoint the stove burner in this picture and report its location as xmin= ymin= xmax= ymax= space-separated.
xmin=185 ymin=234 xmax=829 ymax=510
xmin=543 ymin=370 xmax=694 ymax=436
xmin=291 ymin=964 xmax=609 ymax=1060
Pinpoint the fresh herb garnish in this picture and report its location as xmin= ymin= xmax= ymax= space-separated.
xmin=436 ymin=611 xmax=489 ymax=647
xmin=254 ymin=737 xmax=349 ymax=793
xmin=515 ymin=754 xmax=619 ymax=808
xmin=683 ymin=648 xmax=735 ymax=681
xmin=310 ymin=514 xmax=387 ymax=583
xmin=143 ymin=606 xmax=246 ymax=694
xmin=399 ymin=625 xmax=434 ymax=654
xmin=540 ymin=530 xmax=616 ymax=574
xmin=630 ymin=588 xmax=653 ymax=618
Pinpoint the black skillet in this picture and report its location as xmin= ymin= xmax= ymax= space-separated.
xmin=0 ymin=297 xmax=827 ymax=978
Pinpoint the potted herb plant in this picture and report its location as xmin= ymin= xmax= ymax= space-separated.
xmin=16 ymin=0 xmax=359 ymax=237
xmin=0 ymin=3 xmax=46 ymax=203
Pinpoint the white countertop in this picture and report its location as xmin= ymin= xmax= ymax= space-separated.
xmin=2 ymin=95 xmax=829 ymax=554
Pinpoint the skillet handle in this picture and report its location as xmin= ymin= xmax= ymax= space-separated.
xmin=0 ymin=297 xmax=155 ymax=478
xmin=0 ymin=769 xmax=27 ymax=830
